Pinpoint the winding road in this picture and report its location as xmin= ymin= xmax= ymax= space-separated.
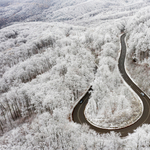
xmin=72 ymin=33 xmax=150 ymax=137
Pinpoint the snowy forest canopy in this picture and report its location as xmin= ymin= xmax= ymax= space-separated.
xmin=1 ymin=0 xmax=150 ymax=149
xmin=1 ymin=0 xmax=150 ymax=28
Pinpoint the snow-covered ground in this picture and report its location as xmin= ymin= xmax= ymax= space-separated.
xmin=0 ymin=22 xmax=96 ymax=133
xmin=1 ymin=0 xmax=150 ymax=28
xmin=1 ymin=0 xmax=150 ymax=149
xmin=125 ymin=8 xmax=150 ymax=98
xmin=84 ymin=29 xmax=143 ymax=129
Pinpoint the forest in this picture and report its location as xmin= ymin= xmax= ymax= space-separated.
xmin=1 ymin=0 xmax=150 ymax=150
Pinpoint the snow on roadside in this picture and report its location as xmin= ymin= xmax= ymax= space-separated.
xmin=84 ymin=24 xmax=143 ymax=129
xmin=126 ymin=7 xmax=150 ymax=98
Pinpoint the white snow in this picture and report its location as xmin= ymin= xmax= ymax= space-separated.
xmin=1 ymin=0 xmax=150 ymax=28
xmin=1 ymin=0 xmax=150 ymax=149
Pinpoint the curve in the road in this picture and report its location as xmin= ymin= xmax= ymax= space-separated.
xmin=72 ymin=33 xmax=150 ymax=137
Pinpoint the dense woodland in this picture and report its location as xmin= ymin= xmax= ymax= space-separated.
xmin=1 ymin=0 xmax=150 ymax=150
xmin=126 ymin=8 xmax=150 ymax=97
xmin=0 ymin=22 xmax=95 ymax=134
xmin=85 ymin=25 xmax=142 ymax=129
xmin=1 ymin=0 xmax=150 ymax=28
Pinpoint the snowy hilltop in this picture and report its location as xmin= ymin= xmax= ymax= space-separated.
xmin=1 ymin=0 xmax=150 ymax=149
xmin=0 ymin=0 xmax=150 ymax=28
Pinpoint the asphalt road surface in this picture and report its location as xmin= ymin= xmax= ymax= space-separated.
xmin=72 ymin=33 xmax=150 ymax=137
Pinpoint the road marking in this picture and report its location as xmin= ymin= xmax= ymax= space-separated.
xmin=73 ymin=33 xmax=150 ymax=136
xmin=135 ymin=89 xmax=142 ymax=94
xmin=77 ymin=98 xmax=88 ymax=124
xmin=77 ymin=104 xmax=82 ymax=124
xmin=143 ymin=97 xmax=150 ymax=124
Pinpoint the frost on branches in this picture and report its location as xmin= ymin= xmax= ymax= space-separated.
xmin=0 ymin=22 xmax=95 ymax=134
xmin=126 ymin=8 xmax=150 ymax=97
xmin=0 ymin=15 xmax=148 ymax=149
xmin=85 ymin=25 xmax=143 ymax=129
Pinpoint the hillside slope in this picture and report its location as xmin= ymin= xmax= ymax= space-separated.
xmin=1 ymin=0 xmax=150 ymax=28
xmin=1 ymin=0 xmax=150 ymax=149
